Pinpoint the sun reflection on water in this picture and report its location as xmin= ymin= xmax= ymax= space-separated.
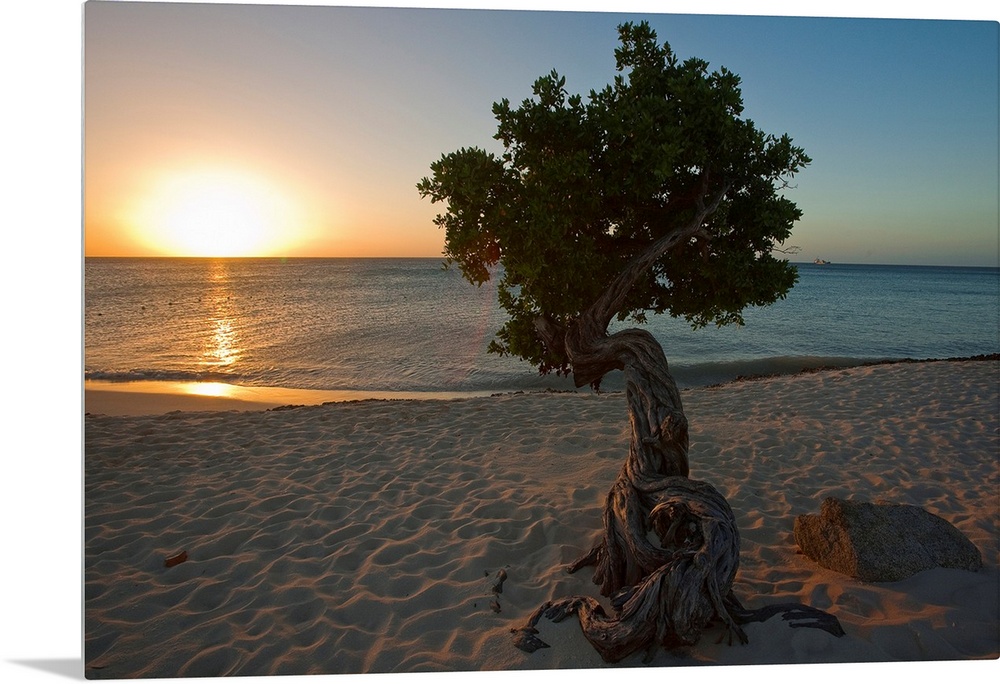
xmin=201 ymin=260 xmax=242 ymax=368
xmin=206 ymin=317 xmax=239 ymax=367
xmin=181 ymin=381 xmax=237 ymax=398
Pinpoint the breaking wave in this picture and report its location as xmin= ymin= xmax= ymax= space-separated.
xmin=84 ymin=369 xmax=248 ymax=384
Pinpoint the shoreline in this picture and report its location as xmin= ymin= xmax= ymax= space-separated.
xmin=709 ymin=352 xmax=1000 ymax=387
xmin=84 ymin=354 xmax=1000 ymax=416
xmin=84 ymin=379 xmax=501 ymax=416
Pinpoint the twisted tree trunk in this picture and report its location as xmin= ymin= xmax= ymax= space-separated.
xmin=523 ymin=320 xmax=749 ymax=659
xmin=513 ymin=183 xmax=843 ymax=661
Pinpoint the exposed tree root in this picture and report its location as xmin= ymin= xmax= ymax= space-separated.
xmin=512 ymin=592 xmax=845 ymax=662
xmin=512 ymin=475 xmax=747 ymax=662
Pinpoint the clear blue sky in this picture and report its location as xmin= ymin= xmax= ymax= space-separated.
xmin=78 ymin=0 xmax=997 ymax=265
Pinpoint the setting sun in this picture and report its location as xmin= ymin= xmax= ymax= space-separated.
xmin=130 ymin=168 xmax=309 ymax=257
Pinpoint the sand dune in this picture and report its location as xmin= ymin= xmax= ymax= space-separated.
xmin=84 ymin=359 xmax=999 ymax=678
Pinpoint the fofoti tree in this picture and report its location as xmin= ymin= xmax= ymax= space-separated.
xmin=419 ymin=22 xmax=841 ymax=662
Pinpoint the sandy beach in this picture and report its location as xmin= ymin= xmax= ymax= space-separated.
xmin=83 ymin=358 xmax=999 ymax=678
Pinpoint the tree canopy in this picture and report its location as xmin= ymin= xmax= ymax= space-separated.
xmin=418 ymin=21 xmax=810 ymax=377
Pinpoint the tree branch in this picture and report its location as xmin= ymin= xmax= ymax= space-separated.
xmin=585 ymin=176 xmax=731 ymax=336
xmin=534 ymin=314 xmax=567 ymax=359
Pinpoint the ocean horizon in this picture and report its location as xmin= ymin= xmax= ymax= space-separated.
xmin=84 ymin=257 xmax=1000 ymax=396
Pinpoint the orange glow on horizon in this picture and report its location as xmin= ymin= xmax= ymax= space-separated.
xmin=127 ymin=167 xmax=317 ymax=257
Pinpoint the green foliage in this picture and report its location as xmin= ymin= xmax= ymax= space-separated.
xmin=417 ymin=21 xmax=809 ymax=375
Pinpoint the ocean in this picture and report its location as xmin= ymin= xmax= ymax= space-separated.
xmin=84 ymin=258 xmax=999 ymax=395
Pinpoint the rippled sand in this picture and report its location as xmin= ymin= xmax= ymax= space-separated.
xmin=84 ymin=359 xmax=999 ymax=678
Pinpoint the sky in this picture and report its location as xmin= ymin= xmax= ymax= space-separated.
xmin=80 ymin=1 xmax=998 ymax=265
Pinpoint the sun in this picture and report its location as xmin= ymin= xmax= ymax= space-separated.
xmin=132 ymin=168 xmax=308 ymax=257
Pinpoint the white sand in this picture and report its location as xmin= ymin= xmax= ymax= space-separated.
xmin=84 ymin=359 xmax=999 ymax=678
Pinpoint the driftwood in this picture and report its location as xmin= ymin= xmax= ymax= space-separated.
xmin=517 ymin=184 xmax=842 ymax=662
xmin=164 ymin=550 xmax=188 ymax=568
